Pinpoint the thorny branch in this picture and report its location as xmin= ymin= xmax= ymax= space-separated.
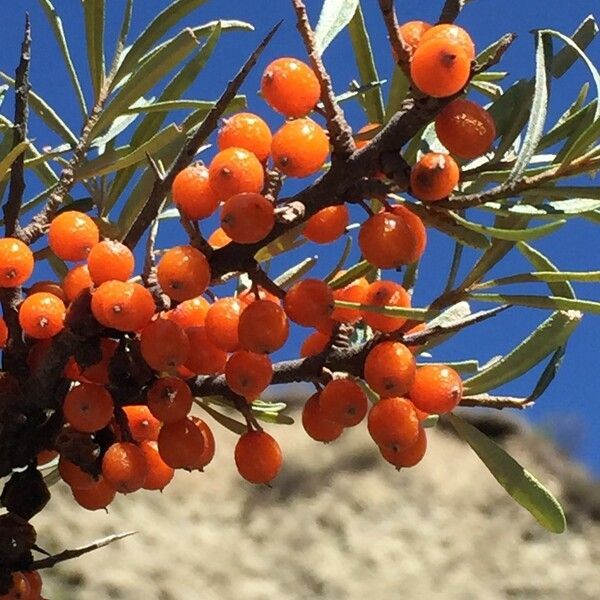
xmin=378 ymin=0 xmax=411 ymax=70
xmin=438 ymin=0 xmax=467 ymax=25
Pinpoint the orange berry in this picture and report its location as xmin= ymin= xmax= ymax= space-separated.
xmin=319 ymin=379 xmax=368 ymax=427
xmin=28 ymin=280 xmax=67 ymax=303
xmin=272 ymin=118 xmax=329 ymax=178
xmin=204 ymin=297 xmax=243 ymax=352
xmin=147 ymin=376 xmax=193 ymax=423
xmin=368 ymin=397 xmax=419 ymax=450
xmin=172 ymin=163 xmax=220 ymax=220
xmin=284 ymin=279 xmax=333 ymax=327
xmin=0 ymin=238 xmax=34 ymax=288
xmin=302 ymin=393 xmax=344 ymax=442
xmin=397 ymin=20 xmax=432 ymax=54
xmin=410 ymin=152 xmax=460 ymax=201
xmin=435 ymin=98 xmax=496 ymax=159
xmin=208 ymin=147 xmax=264 ymax=201
xmin=87 ymin=240 xmax=135 ymax=285
xmin=225 ymin=350 xmax=272 ymax=400
xmin=355 ymin=122 xmax=381 ymax=149
xmin=409 ymin=364 xmax=463 ymax=414
xmin=359 ymin=210 xmax=417 ymax=269
xmin=364 ymin=342 xmax=416 ymax=398
xmin=48 ymin=211 xmax=99 ymax=261
xmin=140 ymin=318 xmax=190 ymax=372
xmin=419 ymin=23 xmax=476 ymax=61
xmin=66 ymin=337 xmax=118 ymax=385
xmin=238 ymin=300 xmax=289 ymax=354
xmin=140 ymin=440 xmax=175 ymax=490
xmin=410 ymin=39 xmax=471 ymax=98
xmin=184 ymin=326 xmax=227 ymax=375
xmin=220 ymin=192 xmax=274 ymax=245
xmin=167 ymin=295 xmax=210 ymax=329
xmin=63 ymin=383 xmax=114 ymax=433
xmin=190 ymin=417 xmax=216 ymax=470
xmin=234 ymin=430 xmax=282 ymax=484
xmin=157 ymin=416 xmax=206 ymax=470
xmin=157 ymin=245 xmax=211 ymax=302
xmin=91 ymin=281 xmax=155 ymax=331
xmin=207 ymin=227 xmax=232 ymax=249
xmin=123 ymin=405 xmax=161 ymax=443
xmin=22 ymin=571 xmax=42 ymax=598
xmin=261 ymin=57 xmax=320 ymax=118
xmin=0 ymin=317 xmax=8 ymax=348
xmin=331 ymin=276 xmax=369 ymax=323
xmin=62 ymin=264 xmax=93 ymax=302
xmin=18 ymin=292 xmax=65 ymax=339
xmin=361 ymin=280 xmax=411 ymax=332
xmin=389 ymin=204 xmax=427 ymax=263
xmin=71 ymin=477 xmax=116 ymax=510
xmin=300 ymin=330 xmax=330 ymax=357
xmin=238 ymin=286 xmax=281 ymax=307
xmin=102 ymin=441 xmax=147 ymax=494
xmin=303 ymin=205 xmax=349 ymax=244
xmin=218 ymin=112 xmax=272 ymax=162
xmin=379 ymin=426 xmax=427 ymax=468
xmin=1 ymin=572 xmax=30 ymax=600
xmin=58 ymin=457 xmax=96 ymax=490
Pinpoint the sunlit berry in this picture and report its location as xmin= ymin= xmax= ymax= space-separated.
xmin=220 ymin=193 xmax=274 ymax=244
xmin=238 ymin=300 xmax=289 ymax=354
xmin=0 ymin=238 xmax=34 ymax=288
xmin=409 ymin=364 xmax=463 ymax=414
xmin=48 ymin=211 xmax=99 ymax=261
xmin=284 ymin=279 xmax=333 ymax=327
xmin=234 ymin=430 xmax=282 ymax=484
xmin=208 ymin=147 xmax=264 ymax=201
xmin=364 ymin=341 xmax=416 ymax=398
xmin=102 ymin=442 xmax=147 ymax=493
xmin=147 ymin=376 xmax=193 ymax=423
xmin=361 ymin=280 xmax=411 ymax=332
xmin=218 ymin=112 xmax=272 ymax=162
xmin=87 ymin=240 xmax=135 ymax=285
xmin=225 ymin=350 xmax=272 ymax=400
xmin=172 ymin=163 xmax=220 ymax=220
xmin=63 ymin=383 xmax=114 ymax=433
xmin=91 ymin=281 xmax=155 ymax=331
xmin=158 ymin=416 xmax=206 ymax=470
xmin=157 ymin=245 xmax=210 ymax=302
xmin=184 ymin=326 xmax=227 ymax=375
xmin=204 ymin=297 xmax=243 ymax=353
xmin=367 ymin=397 xmax=420 ymax=450
xmin=410 ymin=152 xmax=459 ymax=202
xmin=303 ymin=205 xmax=349 ymax=244
xmin=18 ymin=292 xmax=66 ymax=339
xmin=319 ymin=378 xmax=368 ymax=427
xmin=379 ymin=426 xmax=427 ymax=468
xmin=62 ymin=264 xmax=93 ymax=302
xmin=140 ymin=318 xmax=190 ymax=372
xmin=302 ymin=393 xmax=344 ymax=442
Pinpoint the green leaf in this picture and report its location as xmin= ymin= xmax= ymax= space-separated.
xmin=469 ymin=292 xmax=600 ymax=314
xmin=333 ymin=300 xmax=436 ymax=321
xmin=38 ymin=0 xmax=87 ymax=119
xmin=474 ymin=270 xmax=600 ymax=289
xmin=551 ymin=15 xmax=599 ymax=79
xmin=323 ymin=235 xmax=353 ymax=283
xmin=555 ymin=114 xmax=600 ymax=171
xmin=314 ymin=0 xmax=359 ymax=55
xmin=329 ymin=259 xmax=373 ymax=290
xmin=195 ymin=399 xmax=246 ymax=435
xmin=469 ymin=80 xmax=503 ymax=99
xmin=273 ymin=256 xmax=318 ymax=289
xmin=123 ymin=98 xmax=245 ymax=115
xmin=0 ymin=84 xmax=8 ymax=110
xmin=482 ymin=198 xmax=600 ymax=220
xmin=447 ymin=414 xmax=566 ymax=533
xmin=539 ymin=98 xmax=594 ymax=151
xmin=83 ymin=0 xmax=105 ymax=101
xmin=384 ymin=67 xmax=410 ymax=123
xmin=463 ymin=310 xmax=581 ymax=395
xmin=254 ymin=411 xmax=295 ymax=425
xmin=517 ymin=241 xmax=575 ymax=298
xmin=449 ymin=212 xmax=565 ymax=242
xmin=112 ymin=0 xmax=210 ymax=88
xmin=528 ymin=344 xmax=567 ymax=402
xmin=348 ymin=3 xmax=384 ymax=123
xmin=254 ymin=225 xmax=307 ymax=261
xmin=506 ymin=31 xmax=552 ymax=183
xmin=0 ymin=141 xmax=29 ymax=183
xmin=0 ymin=72 xmax=78 ymax=145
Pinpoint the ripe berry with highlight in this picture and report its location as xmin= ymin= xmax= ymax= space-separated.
xmin=18 ymin=292 xmax=66 ymax=339
xmin=238 ymin=299 xmax=289 ymax=354
xmin=123 ymin=405 xmax=161 ymax=443
xmin=410 ymin=152 xmax=460 ymax=202
xmin=319 ymin=379 xmax=368 ymax=427
xmin=302 ymin=393 xmax=344 ymax=443
xmin=218 ymin=112 xmax=272 ymax=162
xmin=409 ymin=364 xmax=463 ymax=414
xmin=63 ymin=383 xmax=114 ymax=433
xmin=167 ymin=296 xmax=210 ymax=329
xmin=225 ymin=350 xmax=272 ymax=400
xmin=157 ymin=245 xmax=210 ymax=302
xmin=140 ymin=318 xmax=190 ymax=372
xmin=48 ymin=211 xmax=99 ymax=261
xmin=419 ymin=23 xmax=476 ymax=61
xmin=147 ymin=376 xmax=193 ymax=423
xmin=0 ymin=238 xmax=34 ymax=288
xmin=361 ymin=280 xmax=411 ymax=333
xmin=284 ymin=279 xmax=333 ymax=327
xmin=397 ymin=20 xmax=432 ymax=54
xmin=87 ymin=240 xmax=135 ymax=285
xmin=261 ymin=57 xmax=320 ymax=118
xmin=220 ymin=193 xmax=274 ymax=244
xmin=190 ymin=417 xmax=216 ymax=470
xmin=158 ymin=416 xmax=206 ymax=470
xmin=331 ymin=276 xmax=369 ymax=323
xmin=91 ymin=281 xmax=155 ymax=331
xmin=102 ymin=442 xmax=147 ymax=494
xmin=208 ymin=147 xmax=264 ymax=200
xmin=62 ymin=264 xmax=93 ymax=302
xmin=368 ymin=397 xmax=420 ymax=450
xmin=303 ymin=205 xmax=349 ymax=244
xmin=364 ymin=341 xmax=416 ymax=398
xmin=204 ymin=297 xmax=243 ymax=352
xmin=234 ymin=430 xmax=282 ymax=484
xmin=140 ymin=440 xmax=175 ymax=491
xmin=435 ymin=98 xmax=496 ymax=159
xmin=172 ymin=163 xmax=220 ymax=220
xmin=271 ymin=118 xmax=329 ymax=178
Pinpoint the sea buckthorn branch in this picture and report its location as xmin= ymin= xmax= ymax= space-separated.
xmin=459 ymin=394 xmax=533 ymax=409
xmin=378 ymin=0 xmax=412 ymax=70
xmin=291 ymin=0 xmax=356 ymax=160
xmin=438 ymin=0 xmax=467 ymax=25
xmin=122 ymin=22 xmax=283 ymax=250
xmin=3 ymin=15 xmax=31 ymax=239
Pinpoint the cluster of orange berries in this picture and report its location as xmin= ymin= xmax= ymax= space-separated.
xmin=0 ymin=570 xmax=43 ymax=600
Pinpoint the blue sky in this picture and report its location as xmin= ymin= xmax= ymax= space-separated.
xmin=1 ymin=1 xmax=599 ymax=472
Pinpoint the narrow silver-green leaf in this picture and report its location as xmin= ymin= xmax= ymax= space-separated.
xmin=528 ymin=344 xmax=567 ymax=402
xmin=506 ymin=31 xmax=552 ymax=183
xmin=314 ymin=0 xmax=360 ymax=55
xmin=539 ymin=100 xmax=596 ymax=151
xmin=463 ymin=309 xmax=581 ymax=395
xmin=551 ymin=15 xmax=599 ymax=79
xmin=448 ymin=414 xmax=566 ymax=533
xmin=333 ymin=300 xmax=436 ymax=321
xmin=124 ymin=98 xmax=245 ymax=115
xmin=274 ymin=256 xmax=318 ymax=289
xmin=38 ymin=0 xmax=87 ymax=118
xmin=83 ymin=0 xmax=105 ymax=101
xmin=0 ymin=72 xmax=78 ymax=145
xmin=254 ymin=225 xmax=307 ymax=262
xmin=0 ymin=141 xmax=29 ymax=183
xmin=517 ymin=241 xmax=575 ymax=298
xmin=195 ymin=399 xmax=246 ymax=435
xmin=329 ymin=259 xmax=372 ymax=290
xmin=323 ymin=236 xmax=352 ymax=283
xmin=0 ymin=84 xmax=7 ymax=110
xmin=348 ymin=3 xmax=384 ymax=123
xmin=475 ymin=269 xmax=600 ymax=289
xmin=384 ymin=66 xmax=410 ymax=123
xmin=469 ymin=293 xmax=600 ymax=314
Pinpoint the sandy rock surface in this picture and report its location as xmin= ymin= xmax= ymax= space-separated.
xmin=34 ymin=411 xmax=600 ymax=600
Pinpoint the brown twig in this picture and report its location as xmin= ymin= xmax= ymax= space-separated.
xmin=291 ymin=0 xmax=355 ymax=160
xmin=30 ymin=532 xmax=136 ymax=569
xmin=122 ymin=22 xmax=282 ymax=250
xmin=378 ymin=0 xmax=411 ymax=71
xmin=248 ymin=261 xmax=286 ymax=300
xmin=460 ymin=394 xmax=534 ymax=409
xmin=438 ymin=0 xmax=466 ymax=24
